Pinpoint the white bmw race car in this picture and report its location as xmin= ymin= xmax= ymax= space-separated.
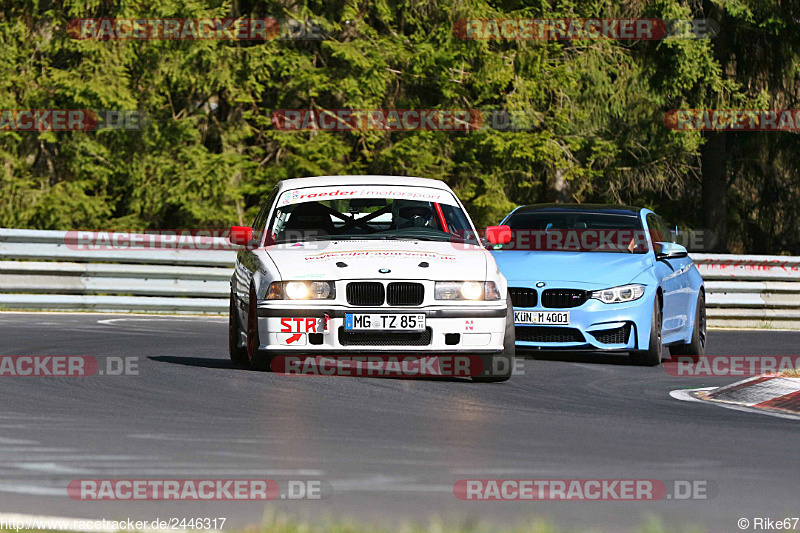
xmin=228 ymin=175 xmax=514 ymax=382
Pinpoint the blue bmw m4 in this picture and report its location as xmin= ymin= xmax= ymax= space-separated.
xmin=487 ymin=204 xmax=706 ymax=365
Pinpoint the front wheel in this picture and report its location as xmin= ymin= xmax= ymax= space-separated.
xmin=229 ymin=291 xmax=248 ymax=366
xmin=472 ymin=295 xmax=515 ymax=383
xmin=669 ymin=292 xmax=706 ymax=359
xmin=630 ymin=298 xmax=663 ymax=366
xmin=246 ymin=284 xmax=273 ymax=371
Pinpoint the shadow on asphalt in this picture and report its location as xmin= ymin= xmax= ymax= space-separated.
xmin=519 ymin=349 xmax=635 ymax=366
xmin=149 ymin=355 xmax=237 ymax=369
xmin=147 ymin=354 xmax=474 ymax=382
xmin=519 ymin=349 xmax=687 ymax=367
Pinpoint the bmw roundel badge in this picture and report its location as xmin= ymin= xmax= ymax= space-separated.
xmin=379 ymin=268 xmax=391 ymax=274
xmin=536 ymin=281 xmax=546 ymax=288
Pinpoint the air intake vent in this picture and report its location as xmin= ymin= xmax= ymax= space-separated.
xmin=338 ymin=327 xmax=432 ymax=346
xmin=541 ymin=289 xmax=588 ymax=308
xmin=515 ymin=326 xmax=585 ymax=343
xmin=346 ymin=282 xmax=385 ymax=306
xmin=508 ymin=287 xmax=538 ymax=308
xmin=387 ymin=282 xmax=424 ymax=306
xmin=591 ymin=324 xmax=631 ymax=344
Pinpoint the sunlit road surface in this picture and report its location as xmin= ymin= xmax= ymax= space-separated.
xmin=0 ymin=313 xmax=798 ymax=531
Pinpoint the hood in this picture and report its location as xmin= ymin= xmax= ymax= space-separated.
xmin=262 ymin=240 xmax=489 ymax=281
xmin=492 ymin=250 xmax=654 ymax=288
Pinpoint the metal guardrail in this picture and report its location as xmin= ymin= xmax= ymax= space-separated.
xmin=0 ymin=229 xmax=233 ymax=314
xmin=2 ymin=229 xmax=800 ymax=327
xmin=694 ymin=255 xmax=800 ymax=328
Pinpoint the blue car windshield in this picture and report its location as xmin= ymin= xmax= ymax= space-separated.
xmin=503 ymin=211 xmax=648 ymax=253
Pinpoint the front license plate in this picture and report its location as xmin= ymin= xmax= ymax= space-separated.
xmin=515 ymin=311 xmax=570 ymax=325
xmin=345 ymin=313 xmax=426 ymax=331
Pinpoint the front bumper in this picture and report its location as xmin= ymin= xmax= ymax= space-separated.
xmin=255 ymin=305 xmax=507 ymax=352
xmin=513 ymin=290 xmax=654 ymax=351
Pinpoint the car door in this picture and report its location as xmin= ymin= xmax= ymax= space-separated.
xmin=646 ymin=213 xmax=685 ymax=334
xmin=656 ymin=214 xmax=693 ymax=331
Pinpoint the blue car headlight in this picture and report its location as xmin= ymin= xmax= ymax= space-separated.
xmin=590 ymin=284 xmax=645 ymax=304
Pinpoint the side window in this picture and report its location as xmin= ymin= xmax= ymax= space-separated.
xmin=272 ymin=209 xmax=290 ymax=236
xmin=657 ymin=216 xmax=676 ymax=243
xmin=646 ymin=213 xmax=665 ymax=244
xmin=251 ymin=187 xmax=278 ymax=241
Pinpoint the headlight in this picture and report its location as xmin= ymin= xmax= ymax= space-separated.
xmin=267 ymin=281 xmax=335 ymax=300
xmin=285 ymin=281 xmax=309 ymax=300
xmin=435 ymin=281 xmax=501 ymax=301
xmin=590 ymin=284 xmax=645 ymax=304
xmin=460 ymin=281 xmax=483 ymax=300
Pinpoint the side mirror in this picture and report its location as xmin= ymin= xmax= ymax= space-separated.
xmin=229 ymin=226 xmax=254 ymax=246
xmin=655 ymin=241 xmax=688 ymax=260
xmin=485 ymin=225 xmax=512 ymax=245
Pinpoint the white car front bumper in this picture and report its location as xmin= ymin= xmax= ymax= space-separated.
xmin=255 ymin=305 xmax=507 ymax=352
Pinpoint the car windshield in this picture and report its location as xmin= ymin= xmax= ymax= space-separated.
xmin=503 ymin=210 xmax=648 ymax=253
xmin=268 ymin=185 xmax=479 ymax=244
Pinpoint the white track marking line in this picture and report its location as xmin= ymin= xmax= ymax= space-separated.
xmin=0 ymin=484 xmax=64 ymax=496
xmin=327 ymin=475 xmax=451 ymax=493
xmin=127 ymin=434 xmax=279 ymax=443
xmin=14 ymin=462 xmax=89 ymax=474
xmin=449 ymin=468 xmax=567 ymax=475
xmin=7 ymin=468 xmax=327 ymax=476
xmin=332 ymin=483 xmax=452 ymax=492
xmin=97 ymin=317 xmax=225 ymax=325
xmin=0 ymin=311 xmax=224 ymax=318
xmin=0 ymin=437 xmax=38 ymax=445
xmin=670 ymin=388 xmax=800 ymax=420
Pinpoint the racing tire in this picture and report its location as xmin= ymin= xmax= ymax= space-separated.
xmin=669 ymin=292 xmax=706 ymax=360
xmin=229 ymin=291 xmax=248 ymax=366
xmin=630 ymin=298 xmax=663 ymax=367
xmin=472 ymin=295 xmax=515 ymax=383
xmin=246 ymin=284 xmax=273 ymax=371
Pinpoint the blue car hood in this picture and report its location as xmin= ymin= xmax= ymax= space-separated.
xmin=492 ymin=250 xmax=654 ymax=287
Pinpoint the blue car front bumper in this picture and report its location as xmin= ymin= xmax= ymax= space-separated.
xmin=511 ymin=284 xmax=656 ymax=351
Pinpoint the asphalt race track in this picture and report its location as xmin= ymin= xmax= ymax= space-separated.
xmin=0 ymin=312 xmax=798 ymax=531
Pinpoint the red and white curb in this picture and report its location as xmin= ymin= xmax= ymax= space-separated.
xmin=671 ymin=376 xmax=800 ymax=420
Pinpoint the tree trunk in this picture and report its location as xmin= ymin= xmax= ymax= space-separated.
xmin=551 ymin=168 xmax=571 ymax=203
xmin=701 ymin=0 xmax=730 ymax=252
xmin=700 ymin=131 xmax=728 ymax=252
